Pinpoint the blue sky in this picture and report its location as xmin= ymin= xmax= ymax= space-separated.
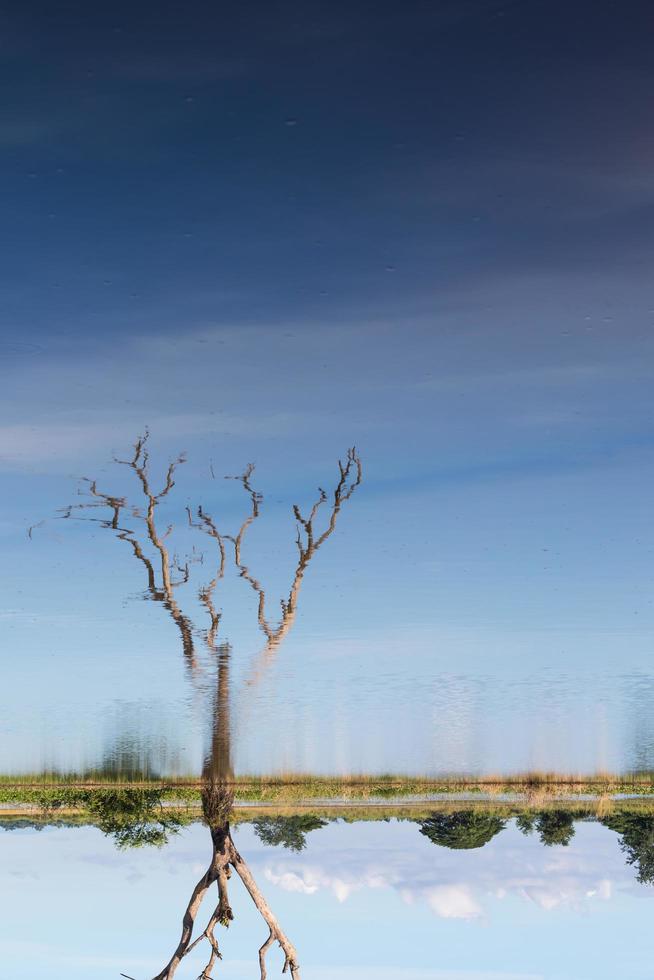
xmin=1 ymin=818 xmax=653 ymax=979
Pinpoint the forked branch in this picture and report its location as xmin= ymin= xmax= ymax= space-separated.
xmin=150 ymin=826 xmax=300 ymax=980
xmin=229 ymin=838 xmax=301 ymax=979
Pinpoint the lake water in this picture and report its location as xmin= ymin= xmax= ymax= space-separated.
xmin=2 ymin=1 xmax=654 ymax=976
xmin=1 ymin=435 xmax=653 ymax=776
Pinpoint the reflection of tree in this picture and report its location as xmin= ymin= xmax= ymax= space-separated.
xmin=56 ymin=434 xmax=362 ymax=980
xmin=61 ymin=434 xmax=199 ymax=669
xmin=60 ymin=431 xmax=361 ymax=685
xmin=601 ymin=814 xmax=654 ymax=884
xmin=419 ymin=811 xmax=506 ymax=850
xmin=87 ymin=788 xmax=184 ymax=849
xmin=151 ymin=649 xmax=302 ymax=980
xmin=253 ymin=815 xmax=329 ymax=852
xmin=227 ymin=450 xmax=362 ymax=682
xmin=516 ymin=810 xmax=576 ymax=847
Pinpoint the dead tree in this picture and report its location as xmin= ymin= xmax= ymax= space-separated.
xmin=150 ymin=808 xmax=302 ymax=980
xmin=50 ymin=432 xmax=362 ymax=980
xmin=151 ymin=647 xmax=301 ymax=980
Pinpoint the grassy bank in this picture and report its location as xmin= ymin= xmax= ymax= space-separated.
xmin=3 ymin=797 xmax=654 ymax=831
xmin=2 ymin=770 xmax=654 ymax=805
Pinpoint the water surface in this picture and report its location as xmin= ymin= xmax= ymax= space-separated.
xmin=2 ymin=2 xmax=654 ymax=973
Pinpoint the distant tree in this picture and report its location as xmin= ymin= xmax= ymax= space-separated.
xmin=252 ymin=815 xmax=329 ymax=852
xmin=0 ymin=819 xmax=46 ymax=832
xmin=517 ymin=810 xmax=576 ymax=847
xmin=535 ymin=810 xmax=576 ymax=846
xmin=515 ymin=812 xmax=537 ymax=836
xmin=601 ymin=813 xmax=654 ymax=884
xmin=419 ymin=811 xmax=506 ymax=850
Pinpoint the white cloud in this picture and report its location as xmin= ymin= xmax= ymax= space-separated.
xmin=247 ymin=823 xmax=637 ymax=923
xmin=425 ymin=883 xmax=483 ymax=919
xmin=265 ymin=863 xmax=389 ymax=903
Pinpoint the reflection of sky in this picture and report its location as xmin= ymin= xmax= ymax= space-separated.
xmin=1 ymin=819 xmax=653 ymax=979
xmin=2 ymin=1 xmax=654 ymax=774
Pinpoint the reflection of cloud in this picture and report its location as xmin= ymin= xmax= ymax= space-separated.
xmin=1 ymin=272 xmax=653 ymax=488
xmin=0 ymin=411 xmax=309 ymax=466
xmin=0 ymin=120 xmax=55 ymax=147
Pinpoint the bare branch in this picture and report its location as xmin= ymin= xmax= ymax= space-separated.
xmin=150 ymin=863 xmax=219 ymax=980
xmin=259 ymin=930 xmax=275 ymax=980
xmin=228 ymin=838 xmax=301 ymax=980
xmin=151 ymin=825 xmax=233 ymax=980
xmin=27 ymin=520 xmax=44 ymax=539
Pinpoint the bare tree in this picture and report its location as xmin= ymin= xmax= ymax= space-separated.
xmin=146 ymin=647 xmax=300 ymax=979
xmin=51 ymin=432 xmax=362 ymax=980
xmin=151 ymin=813 xmax=301 ymax=979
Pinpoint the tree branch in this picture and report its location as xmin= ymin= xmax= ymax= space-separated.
xmin=228 ymin=837 xmax=301 ymax=979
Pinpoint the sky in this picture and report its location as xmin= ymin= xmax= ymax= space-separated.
xmin=1 ymin=0 xmax=654 ymax=775
xmin=1 ymin=818 xmax=653 ymax=979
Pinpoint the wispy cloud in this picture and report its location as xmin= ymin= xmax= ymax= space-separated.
xmin=249 ymin=823 xmax=635 ymax=922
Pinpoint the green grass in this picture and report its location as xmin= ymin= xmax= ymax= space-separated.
xmin=4 ymin=799 xmax=654 ymax=833
xmin=2 ymin=769 xmax=654 ymax=803
xmin=3 ymin=785 xmax=654 ymax=824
